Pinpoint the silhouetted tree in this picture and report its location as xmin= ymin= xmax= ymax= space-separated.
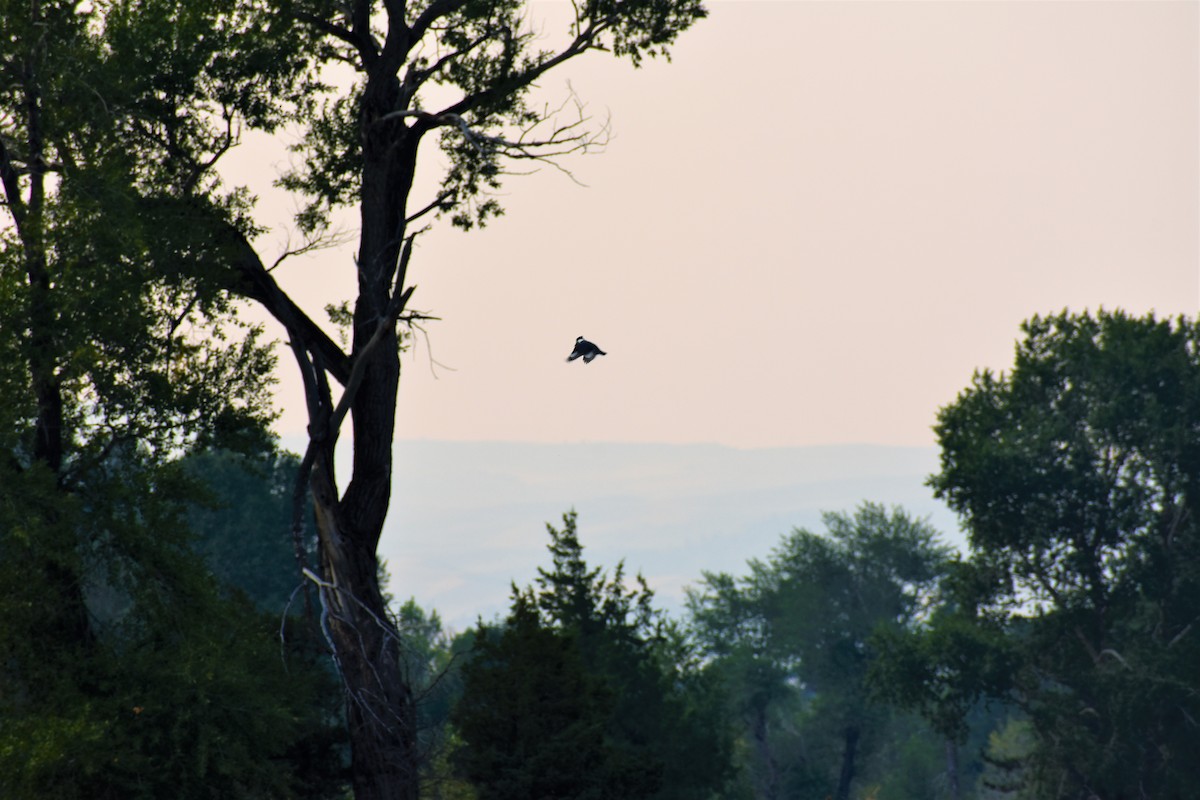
xmin=455 ymin=512 xmax=732 ymax=800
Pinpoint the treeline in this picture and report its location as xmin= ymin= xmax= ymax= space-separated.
xmin=409 ymin=311 xmax=1200 ymax=799
xmin=5 ymin=307 xmax=1196 ymax=799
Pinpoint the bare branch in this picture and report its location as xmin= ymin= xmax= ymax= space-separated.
xmin=1168 ymin=616 xmax=1198 ymax=649
xmin=1097 ymin=648 xmax=1131 ymax=670
xmin=432 ymin=20 xmax=604 ymax=124
xmin=294 ymin=10 xmax=363 ymax=52
xmin=377 ymin=97 xmax=606 ymax=179
xmin=1181 ymin=705 xmax=1199 ymax=729
xmin=411 ymin=319 xmax=456 ymax=379
xmin=184 ymin=105 xmax=239 ymax=193
xmin=329 ymin=282 xmax=416 ymax=435
xmin=269 ymin=227 xmax=356 ymax=272
xmin=404 ymin=189 xmax=455 ymax=225
xmin=301 ymin=564 xmax=415 ymax=734
xmin=390 ymin=223 xmax=418 ymax=295
xmin=162 ymin=290 xmax=203 ymax=364
xmin=302 ymin=566 xmax=347 ymax=680
xmin=403 ymin=27 xmax=492 ymax=92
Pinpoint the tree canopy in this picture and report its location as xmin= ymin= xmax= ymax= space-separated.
xmin=873 ymin=310 xmax=1200 ymax=798
xmin=0 ymin=2 xmax=345 ymax=794
xmin=687 ymin=503 xmax=954 ymax=800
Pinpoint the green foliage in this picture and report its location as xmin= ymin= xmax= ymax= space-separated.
xmin=390 ymin=598 xmax=478 ymax=797
xmin=932 ymin=311 xmax=1200 ymax=611
xmin=0 ymin=451 xmax=347 ymax=799
xmin=281 ymin=0 xmax=707 ymax=232
xmin=7 ymin=2 xmax=713 ymax=799
xmin=869 ymin=600 xmax=1018 ymax=743
xmin=277 ymin=88 xmax=364 ymax=235
xmin=2 ymin=0 xmax=342 ymax=774
xmin=889 ymin=310 xmax=1200 ymax=797
xmin=976 ymin=718 xmax=1035 ymax=800
xmin=454 ymin=593 xmax=631 ymax=800
xmin=453 ymin=511 xmax=732 ymax=800
xmin=183 ymin=446 xmax=313 ymax=613
xmin=0 ymin=0 xmax=316 ymax=468
xmin=688 ymin=503 xmax=955 ymax=800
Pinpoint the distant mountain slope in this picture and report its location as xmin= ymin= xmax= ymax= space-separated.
xmin=367 ymin=441 xmax=961 ymax=629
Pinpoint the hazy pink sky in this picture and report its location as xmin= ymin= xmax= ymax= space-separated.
xmin=229 ymin=0 xmax=1199 ymax=449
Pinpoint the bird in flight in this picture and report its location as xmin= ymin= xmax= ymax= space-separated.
xmin=566 ymin=336 xmax=606 ymax=364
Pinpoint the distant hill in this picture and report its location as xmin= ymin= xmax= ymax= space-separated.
xmin=350 ymin=440 xmax=963 ymax=630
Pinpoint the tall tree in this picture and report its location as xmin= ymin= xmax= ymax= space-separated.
xmin=0 ymin=2 xmax=349 ymax=795
xmin=211 ymin=4 xmax=708 ymax=799
xmin=0 ymin=0 xmax=285 ymax=493
xmin=0 ymin=0 xmax=274 ymax=691
xmin=876 ymin=311 xmax=1200 ymax=797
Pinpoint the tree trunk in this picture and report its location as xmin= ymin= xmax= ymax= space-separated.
xmin=311 ymin=443 xmax=420 ymax=800
xmin=310 ymin=71 xmax=422 ymax=800
xmin=231 ymin=113 xmax=424 ymax=796
xmin=15 ymin=4 xmax=62 ymax=477
xmin=834 ymin=725 xmax=859 ymax=800
xmin=8 ymin=19 xmax=91 ymax=649
xmin=945 ymin=738 xmax=960 ymax=800
xmin=749 ymin=705 xmax=780 ymax=800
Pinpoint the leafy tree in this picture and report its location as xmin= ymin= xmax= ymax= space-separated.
xmin=0 ymin=3 xmax=346 ymax=792
xmin=453 ymin=511 xmax=733 ymax=800
xmin=876 ymin=311 xmax=1200 ymax=797
xmin=6 ymin=0 xmax=707 ymax=794
xmin=0 ymin=450 xmax=349 ymax=799
xmin=688 ymin=503 xmax=953 ymax=800
xmin=213 ymin=4 xmax=709 ymax=797
xmin=453 ymin=592 xmax=629 ymax=800
xmin=0 ymin=0 xmax=301 ymax=643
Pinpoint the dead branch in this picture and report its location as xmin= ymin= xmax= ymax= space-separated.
xmin=269 ymin=226 xmax=356 ymax=272
xmin=302 ymin=566 xmax=347 ymax=681
xmin=1098 ymin=648 xmax=1131 ymax=670
xmin=1168 ymin=616 xmax=1198 ymax=649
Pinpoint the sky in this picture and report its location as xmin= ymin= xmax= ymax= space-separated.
xmin=227 ymin=0 xmax=1200 ymax=450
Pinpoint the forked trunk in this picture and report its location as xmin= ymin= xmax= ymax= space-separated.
xmin=310 ymin=435 xmax=419 ymax=800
